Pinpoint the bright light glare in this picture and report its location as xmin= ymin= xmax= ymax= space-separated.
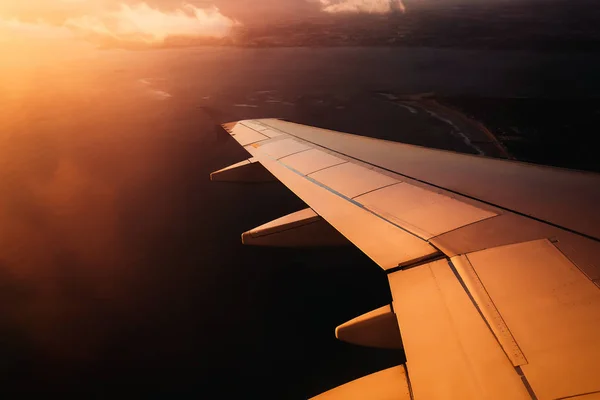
xmin=0 ymin=2 xmax=237 ymax=48
xmin=65 ymin=3 xmax=237 ymax=43
xmin=319 ymin=0 xmax=406 ymax=14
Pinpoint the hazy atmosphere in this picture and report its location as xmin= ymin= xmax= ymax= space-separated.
xmin=1 ymin=0 xmax=599 ymax=397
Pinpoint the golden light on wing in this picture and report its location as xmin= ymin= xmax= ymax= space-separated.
xmin=319 ymin=0 xmax=406 ymax=14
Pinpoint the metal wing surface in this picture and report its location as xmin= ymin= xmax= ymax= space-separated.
xmin=212 ymin=119 xmax=600 ymax=400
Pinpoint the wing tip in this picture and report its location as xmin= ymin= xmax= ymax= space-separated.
xmin=221 ymin=121 xmax=238 ymax=133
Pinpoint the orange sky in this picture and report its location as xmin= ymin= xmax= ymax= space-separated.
xmin=0 ymin=0 xmax=406 ymax=47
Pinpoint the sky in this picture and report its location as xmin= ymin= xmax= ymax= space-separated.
xmin=0 ymin=0 xmax=407 ymax=50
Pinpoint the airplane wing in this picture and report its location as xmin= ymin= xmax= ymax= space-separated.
xmin=211 ymin=119 xmax=600 ymax=400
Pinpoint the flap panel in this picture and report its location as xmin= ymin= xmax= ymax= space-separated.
xmin=389 ymin=259 xmax=529 ymax=399
xmin=466 ymin=239 xmax=600 ymax=399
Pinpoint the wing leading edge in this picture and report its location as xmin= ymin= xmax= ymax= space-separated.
xmin=213 ymin=119 xmax=600 ymax=399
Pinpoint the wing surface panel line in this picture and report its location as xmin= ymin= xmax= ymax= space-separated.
xmin=456 ymin=255 xmax=528 ymax=366
xmin=402 ymin=363 xmax=416 ymax=400
xmin=258 ymin=120 xmax=600 ymax=243
xmin=385 ymin=252 xmax=446 ymax=274
xmin=348 ymin=181 xmax=402 ymax=200
xmin=445 ymin=257 xmax=535 ymax=400
xmin=428 ymin=214 xmax=507 ymax=245
xmin=242 ymin=136 xmax=270 ymax=146
xmin=254 ymin=150 xmax=431 ymax=244
xmin=303 ymin=161 xmax=349 ymax=176
xmin=556 ymin=390 xmax=600 ymax=399
xmin=274 ymin=147 xmax=312 ymax=160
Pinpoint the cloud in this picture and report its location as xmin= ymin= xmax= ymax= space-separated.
xmin=1 ymin=2 xmax=238 ymax=48
xmin=318 ymin=0 xmax=405 ymax=13
xmin=65 ymin=3 xmax=237 ymax=43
